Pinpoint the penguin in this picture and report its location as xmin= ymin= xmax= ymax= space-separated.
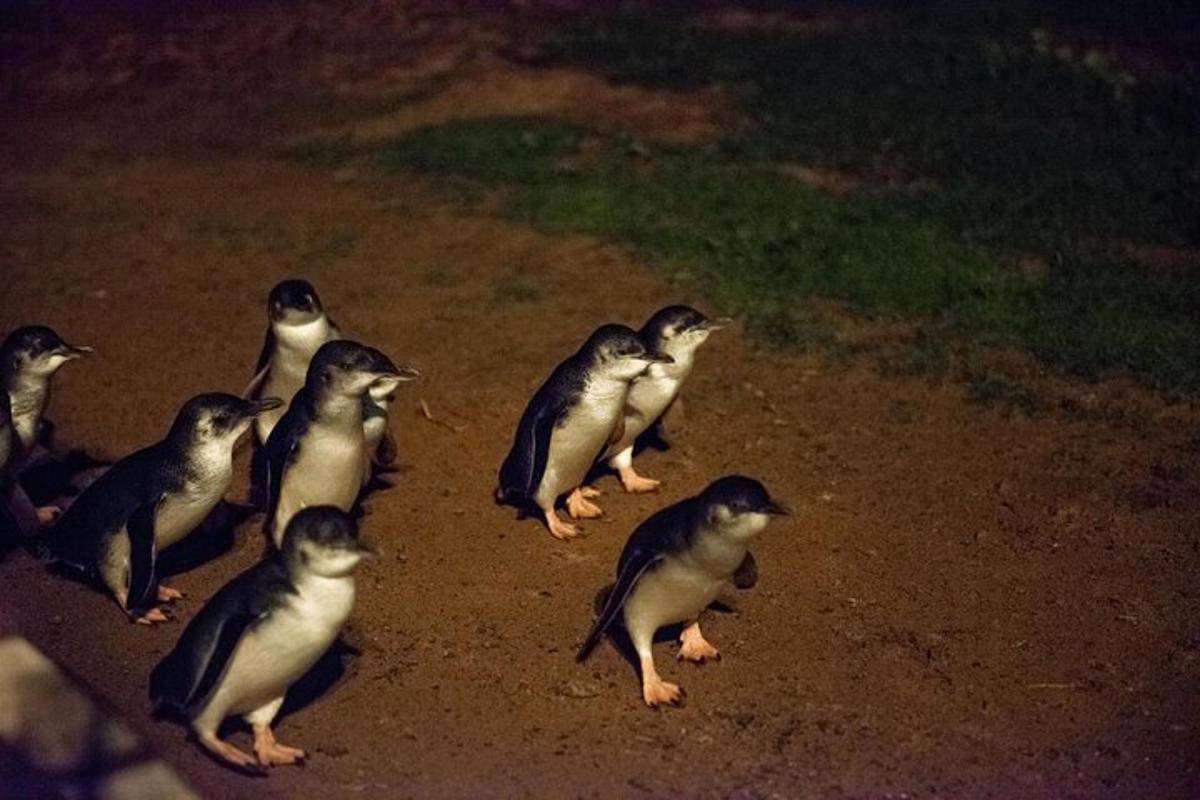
xmin=495 ymin=324 xmax=674 ymax=540
xmin=262 ymin=340 xmax=417 ymax=547
xmin=245 ymin=279 xmax=401 ymax=499
xmin=244 ymin=279 xmax=341 ymax=446
xmin=602 ymin=306 xmax=731 ymax=493
xmin=0 ymin=326 xmax=92 ymax=530
xmin=1 ymin=324 xmax=92 ymax=462
xmin=150 ymin=505 xmax=373 ymax=772
xmin=35 ymin=393 xmax=283 ymax=624
xmin=576 ymin=475 xmax=789 ymax=707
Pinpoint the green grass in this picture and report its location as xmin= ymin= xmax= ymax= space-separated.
xmin=493 ymin=268 xmax=544 ymax=305
xmin=284 ymin=12 xmax=1200 ymax=393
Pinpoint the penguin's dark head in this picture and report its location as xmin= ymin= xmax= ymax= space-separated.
xmin=172 ymin=392 xmax=284 ymax=446
xmin=640 ymin=305 xmax=732 ymax=353
xmin=309 ymin=340 xmax=419 ymax=397
xmin=283 ymin=505 xmax=374 ymax=577
xmin=268 ymin=279 xmax=325 ymax=325
xmin=697 ymin=475 xmax=789 ymax=541
xmin=585 ymin=324 xmax=674 ymax=382
xmin=0 ymin=325 xmax=92 ymax=382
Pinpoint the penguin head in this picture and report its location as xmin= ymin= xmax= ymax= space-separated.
xmin=698 ymin=475 xmax=790 ymax=541
xmin=268 ymin=279 xmax=325 ymax=325
xmin=171 ymin=393 xmax=284 ymax=447
xmin=585 ymin=324 xmax=674 ymax=382
xmin=309 ymin=340 xmax=419 ymax=397
xmin=0 ymin=326 xmax=92 ymax=382
xmin=283 ymin=505 xmax=374 ymax=577
xmin=641 ymin=305 xmax=732 ymax=355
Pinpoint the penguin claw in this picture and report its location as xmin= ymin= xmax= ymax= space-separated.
xmin=545 ymin=510 xmax=582 ymax=540
xmin=566 ymin=488 xmax=604 ymax=520
xmin=642 ymin=678 xmax=685 ymax=708
xmin=35 ymin=505 xmax=62 ymax=525
xmin=133 ymin=606 xmax=171 ymax=625
xmin=157 ymin=585 xmax=185 ymax=603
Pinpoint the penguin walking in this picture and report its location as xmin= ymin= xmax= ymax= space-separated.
xmin=244 ymin=279 xmax=341 ymax=445
xmin=150 ymin=506 xmax=373 ymax=772
xmin=576 ymin=475 xmax=788 ymax=706
xmin=35 ymin=393 xmax=282 ymax=624
xmin=602 ymin=306 xmax=730 ymax=493
xmin=261 ymin=340 xmax=416 ymax=547
xmin=495 ymin=325 xmax=673 ymax=540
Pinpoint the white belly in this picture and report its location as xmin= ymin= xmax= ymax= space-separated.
xmin=535 ymin=386 xmax=625 ymax=509
xmin=274 ymin=424 xmax=364 ymax=543
xmin=195 ymin=574 xmax=355 ymax=727
xmin=607 ymin=374 xmax=682 ymax=459
xmin=622 ymin=556 xmax=725 ymax=642
xmin=155 ymin=471 xmax=231 ymax=549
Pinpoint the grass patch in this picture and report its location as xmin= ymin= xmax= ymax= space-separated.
xmin=292 ymin=10 xmax=1199 ymax=394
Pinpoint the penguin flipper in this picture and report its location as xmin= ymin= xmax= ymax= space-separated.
xmin=497 ymin=397 xmax=561 ymax=506
xmin=262 ymin=422 xmax=298 ymax=531
xmin=243 ymin=365 xmax=269 ymax=401
xmin=126 ymin=497 xmax=162 ymax=612
xmin=732 ymin=550 xmax=758 ymax=589
xmin=151 ymin=559 xmax=291 ymax=715
xmin=576 ymin=548 xmax=664 ymax=662
xmin=248 ymin=328 xmax=275 ymax=393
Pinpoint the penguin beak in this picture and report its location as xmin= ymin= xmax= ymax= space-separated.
xmin=760 ymin=497 xmax=792 ymax=516
xmin=59 ymin=344 xmax=93 ymax=359
xmin=248 ymin=397 xmax=285 ymax=415
xmin=700 ymin=317 xmax=734 ymax=331
xmin=642 ymin=350 xmax=674 ymax=364
xmin=384 ymin=365 xmax=420 ymax=382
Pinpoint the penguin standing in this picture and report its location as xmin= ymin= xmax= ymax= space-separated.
xmin=244 ymin=279 xmax=341 ymax=445
xmin=35 ymin=393 xmax=282 ymax=623
xmin=261 ymin=340 xmax=416 ymax=547
xmin=150 ymin=506 xmax=373 ymax=771
xmin=576 ymin=475 xmax=788 ymax=706
xmin=495 ymin=325 xmax=673 ymax=540
xmin=1 ymin=325 xmax=92 ymax=530
xmin=2 ymin=325 xmax=92 ymax=455
xmin=602 ymin=306 xmax=730 ymax=493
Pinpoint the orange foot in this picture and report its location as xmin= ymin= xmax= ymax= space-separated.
xmin=678 ymin=636 xmax=720 ymax=663
xmin=254 ymin=725 xmax=306 ymax=767
xmin=545 ymin=509 xmax=582 ymax=540
xmin=133 ymin=606 xmax=171 ymax=625
xmin=642 ymin=676 xmax=685 ymax=707
xmin=566 ymin=487 xmax=603 ymax=519
xmin=35 ymin=505 xmax=61 ymax=525
xmin=199 ymin=733 xmax=261 ymax=771
xmin=158 ymin=585 xmax=184 ymax=603
xmin=618 ymin=466 xmax=661 ymax=494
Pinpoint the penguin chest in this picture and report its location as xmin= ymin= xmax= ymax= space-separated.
xmin=623 ymin=557 xmax=726 ymax=635
xmin=614 ymin=374 xmax=682 ymax=453
xmin=280 ymin=423 xmax=365 ymax=524
xmin=538 ymin=387 xmax=625 ymax=505
xmin=205 ymin=576 xmax=355 ymax=719
xmin=154 ymin=468 xmax=231 ymax=549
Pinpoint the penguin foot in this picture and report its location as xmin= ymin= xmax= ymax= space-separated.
xmin=253 ymin=725 xmax=306 ymax=767
xmin=578 ymin=485 xmax=601 ymax=499
xmin=157 ymin=584 xmax=185 ymax=603
xmin=677 ymin=637 xmax=720 ymax=663
xmin=35 ymin=505 xmax=62 ymax=525
xmin=642 ymin=677 xmax=685 ymax=707
xmin=199 ymin=733 xmax=261 ymax=772
xmin=618 ymin=466 xmax=661 ymax=494
xmin=566 ymin=488 xmax=603 ymax=519
xmin=545 ymin=510 xmax=582 ymax=540
xmin=133 ymin=606 xmax=171 ymax=625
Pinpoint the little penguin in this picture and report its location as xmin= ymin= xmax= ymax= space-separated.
xmin=602 ymin=306 xmax=731 ymax=493
xmin=244 ymin=279 xmax=341 ymax=445
xmin=150 ymin=505 xmax=374 ymax=772
xmin=495 ymin=324 xmax=673 ymax=540
xmin=261 ymin=340 xmax=417 ymax=547
xmin=34 ymin=393 xmax=283 ymax=624
xmin=576 ymin=475 xmax=789 ymax=707
xmin=1 ymin=325 xmax=92 ymax=463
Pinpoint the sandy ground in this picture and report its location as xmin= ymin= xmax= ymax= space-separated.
xmin=2 ymin=6 xmax=1200 ymax=798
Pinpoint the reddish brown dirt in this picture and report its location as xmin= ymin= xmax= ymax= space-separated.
xmin=2 ymin=8 xmax=1200 ymax=800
